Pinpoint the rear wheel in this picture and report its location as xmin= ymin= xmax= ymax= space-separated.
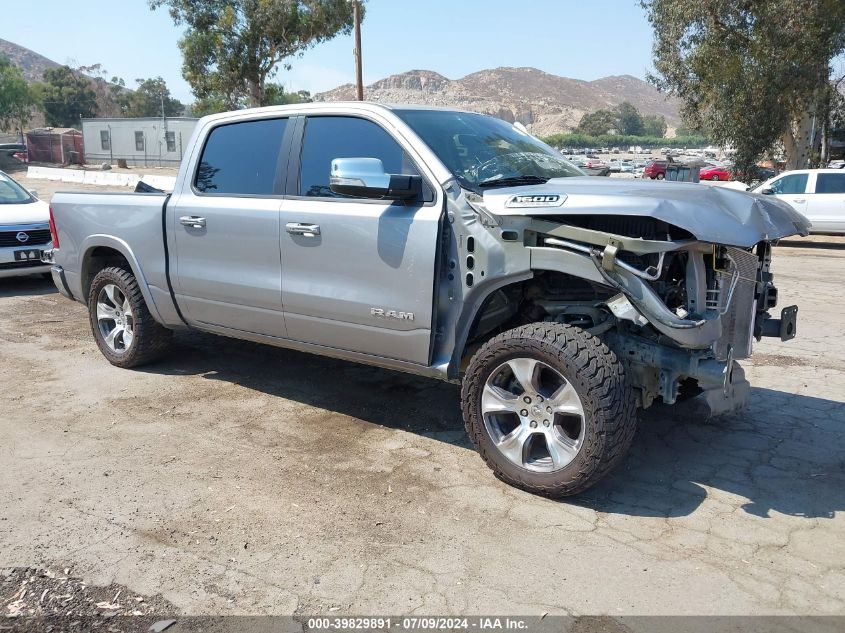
xmin=88 ymin=266 xmax=171 ymax=368
xmin=461 ymin=323 xmax=636 ymax=497
xmin=655 ymin=173 xmax=665 ymax=180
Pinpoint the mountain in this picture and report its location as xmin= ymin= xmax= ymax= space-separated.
xmin=0 ymin=38 xmax=130 ymax=124
xmin=0 ymin=38 xmax=60 ymax=83
xmin=316 ymin=67 xmax=681 ymax=137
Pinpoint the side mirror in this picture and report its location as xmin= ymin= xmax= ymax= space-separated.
xmin=760 ymin=187 xmax=773 ymax=195
xmin=330 ymin=157 xmax=422 ymax=201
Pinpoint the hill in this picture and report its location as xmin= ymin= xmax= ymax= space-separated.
xmin=316 ymin=67 xmax=680 ymax=136
xmin=0 ymin=38 xmax=60 ymax=83
xmin=0 ymin=38 xmax=132 ymax=126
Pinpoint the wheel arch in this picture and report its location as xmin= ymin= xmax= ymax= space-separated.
xmin=447 ymin=271 xmax=534 ymax=379
xmin=80 ymin=236 xmax=165 ymax=324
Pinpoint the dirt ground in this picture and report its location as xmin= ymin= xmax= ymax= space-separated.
xmin=1 ymin=172 xmax=844 ymax=618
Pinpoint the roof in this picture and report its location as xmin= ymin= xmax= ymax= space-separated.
xmin=26 ymin=127 xmax=81 ymax=135
xmin=196 ymin=101 xmax=479 ymax=123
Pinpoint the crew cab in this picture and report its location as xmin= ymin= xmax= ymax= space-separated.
xmin=45 ymin=103 xmax=808 ymax=496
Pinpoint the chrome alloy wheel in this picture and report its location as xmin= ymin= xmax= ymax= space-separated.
xmin=96 ymin=284 xmax=134 ymax=353
xmin=481 ymin=358 xmax=586 ymax=472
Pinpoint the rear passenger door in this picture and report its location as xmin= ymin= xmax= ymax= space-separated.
xmin=807 ymin=172 xmax=845 ymax=232
xmin=278 ymin=115 xmax=441 ymax=365
xmin=170 ymin=116 xmax=291 ymax=337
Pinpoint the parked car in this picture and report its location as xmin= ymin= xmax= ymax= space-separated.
xmin=0 ymin=142 xmax=26 ymax=157
xmin=582 ymin=158 xmax=610 ymax=176
xmin=643 ymin=160 xmax=667 ymax=179
xmin=46 ymin=103 xmax=807 ymax=497
xmin=752 ymin=168 xmax=845 ymax=234
xmin=700 ymin=165 xmax=732 ymax=181
xmin=0 ymin=170 xmax=52 ymax=278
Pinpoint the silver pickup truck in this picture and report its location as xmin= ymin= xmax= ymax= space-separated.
xmin=45 ymin=103 xmax=809 ymax=496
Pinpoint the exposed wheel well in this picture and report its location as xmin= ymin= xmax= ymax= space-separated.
xmin=82 ymin=247 xmax=131 ymax=300
xmin=459 ymin=271 xmax=617 ymax=368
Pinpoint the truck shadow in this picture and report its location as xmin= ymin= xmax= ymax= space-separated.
xmin=777 ymin=239 xmax=845 ymax=251
xmin=578 ymin=388 xmax=845 ymax=520
xmin=145 ymin=331 xmax=844 ymax=521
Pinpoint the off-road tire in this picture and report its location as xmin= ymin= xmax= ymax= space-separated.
xmin=88 ymin=266 xmax=172 ymax=368
xmin=461 ymin=323 xmax=636 ymax=497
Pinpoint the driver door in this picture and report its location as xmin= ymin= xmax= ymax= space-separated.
xmin=278 ymin=115 xmax=441 ymax=365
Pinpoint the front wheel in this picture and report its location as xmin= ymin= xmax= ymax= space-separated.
xmin=88 ymin=266 xmax=172 ymax=368
xmin=461 ymin=323 xmax=636 ymax=497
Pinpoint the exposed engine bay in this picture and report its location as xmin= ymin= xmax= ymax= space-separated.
xmin=465 ymin=213 xmax=797 ymax=415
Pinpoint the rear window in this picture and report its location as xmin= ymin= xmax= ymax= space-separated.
xmin=195 ymin=118 xmax=288 ymax=195
xmin=815 ymin=173 xmax=845 ymax=194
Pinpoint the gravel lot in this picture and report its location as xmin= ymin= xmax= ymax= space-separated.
xmin=1 ymin=172 xmax=844 ymax=617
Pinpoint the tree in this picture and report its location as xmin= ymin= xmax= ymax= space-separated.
xmin=150 ymin=0 xmax=359 ymax=108
xmin=616 ymin=101 xmax=645 ymax=136
xmin=75 ymin=63 xmax=124 ymax=117
xmin=264 ymin=83 xmax=312 ymax=105
xmin=38 ymin=65 xmax=98 ymax=127
xmin=575 ymin=109 xmax=617 ymax=136
xmin=117 ymin=77 xmax=184 ymax=117
xmin=0 ymin=56 xmax=38 ymax=138
xmin=642 ymin=114 xmax=667 ymax=137
xmin=188 ymin=94 xmax=234 ymax=117
xmin=642 ymin=0 xmax=845 ymax=174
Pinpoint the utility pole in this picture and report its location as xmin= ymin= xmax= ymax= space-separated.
xmin=353 ymin=0 xmax=363 ymax=101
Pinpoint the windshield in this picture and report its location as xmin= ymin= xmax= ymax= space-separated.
xmin=0 ymin=172 xmax=33 ymax=204
xmin=395 ymin=110 xmax=584 ymax=191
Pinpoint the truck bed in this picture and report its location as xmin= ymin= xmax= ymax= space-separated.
xmin=50 ymin=191 xmax=183 ymax=327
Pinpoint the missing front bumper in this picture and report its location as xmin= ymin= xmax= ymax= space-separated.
xmin=666 ymin=361 xmax=751 ymax=420
xmin=760 ymin=305 xmax=798 ymax=341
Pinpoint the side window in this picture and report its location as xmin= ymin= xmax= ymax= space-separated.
xmin=815 ymin=173 xmax=845 ymax=194
xmin=298 ymin=116 xmax=420 ymax=198
xmin=135 ymin=131 xmax=144 ymax=152
xmin=770 ymin=173 xmax=808 ymax=194
xmin=194 ymin=118 xmax=287 ymax=195
xmin=100 ymin=130 xmax=110 ymax=151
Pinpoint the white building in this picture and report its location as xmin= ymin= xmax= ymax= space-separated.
xmin=81 ymin=117 xmax=199 ymax=167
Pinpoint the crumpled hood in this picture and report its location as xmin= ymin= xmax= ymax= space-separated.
xmin=482 ymin=177 xmax=810 ymax=247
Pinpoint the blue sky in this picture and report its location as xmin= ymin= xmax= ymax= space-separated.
xmin=0 ymin=1 xmax=656 ymax=103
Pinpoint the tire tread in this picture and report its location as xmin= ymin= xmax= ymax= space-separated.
xmin=460 ymin=322 xmax=636 ymax=497
xmin=88 ymin=266 xmax=171 ymax=368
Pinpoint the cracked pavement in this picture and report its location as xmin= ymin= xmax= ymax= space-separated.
xmin=0 ymin=208 xmax=843 ymax=615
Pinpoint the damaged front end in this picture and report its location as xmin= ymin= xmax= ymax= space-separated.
xmin=527 ymin=217 xmax=798 ymax=417
xmin=472 ymin=180 xmax=810 ymax=418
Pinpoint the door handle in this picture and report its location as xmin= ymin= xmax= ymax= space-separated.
xmin=792 ymin=198 xmax=806 ymax=204
xmin=180 ymin=216 xmax=206 ymax=228
xmin=286 ymin=222 xmax=321 ymax=237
